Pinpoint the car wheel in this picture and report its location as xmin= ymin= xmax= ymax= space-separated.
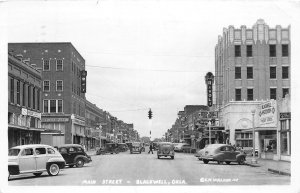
xmin=238 ymin=157 xmax=246 ymax=165
xmin=33 ymin=172 xmax=43 ymax=177
xmin=47 ymin=163 xmax=60 ymax=176
xmin=217 ymin=161 xmax=223 ymax=165
xmin=76 ymin=158 xmax=85 ymax=168
xmin=203 ymin=159 xmax=209 ymax=164
xmin=171 ymin=156 xmax=174 ymax=160
xmin=157 ymin=156 xmax=160 ymax=159
xmin=225 ymin=161 xmax=231 ymax=165
xmin=69 ymin=164 xmax=74 ymax=168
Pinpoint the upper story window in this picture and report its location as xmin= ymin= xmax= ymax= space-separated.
xmin=282 ymin=66 xmax=289 ymax=79
xmin=56 ymin=80 xmax=63 ymax=91
xmin=246 ymin=45 xmax=252 ymax=57
xmin=56 ymin=60 xmax=63 ymax=71
xmin=235 ymin=88 xmax=241 ymax=101
xmin=235 ymin=45 xmax=241 ymax=57
xmin=270 ymin=67 xmax=276 ymax=79
xmin=247 ymin=67 xmax=253 ymax=79
xmin=10 ymin=78 xmax=14 ymax=103
xmin=282 ymin=44 xmax=289 ymax=57
xmin=43 ymin=60 xmax=50 ymax=71
xmin=16 ymin=80 xmax=20 ymax=105
xmin=43 ymin=80 xmax=50 ymax=92
xmin=247 ymin=89 xmax=253 ymax=101
xmin=235 ymin=67 xmax=241 ymax=79
xmin=282 ymin=88 xmax=289 ymax=98
xmin=269 ymin=45 xmax=276 ymax=57
xmin=270 ymin=88 xmax=277 ymax=100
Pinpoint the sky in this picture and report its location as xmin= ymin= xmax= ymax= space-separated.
xmin=1 ymin=0 xmax=299 ymax=140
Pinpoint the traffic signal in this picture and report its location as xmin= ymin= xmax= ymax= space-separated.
xmin=148 ymin=109 xmax=153 ymax=119
xmin=81 ymin=70 xmax=87 ymax=93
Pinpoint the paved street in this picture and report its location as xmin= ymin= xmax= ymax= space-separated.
xmin=8 ymin=147 xmax=290 ymax=186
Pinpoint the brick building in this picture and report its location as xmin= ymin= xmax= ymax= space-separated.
xmin=8 ymin=42 xmax=87 ymax=146
xmin=8 ymin=51 xmax=43 ymax=148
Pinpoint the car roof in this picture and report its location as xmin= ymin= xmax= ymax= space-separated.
xmin=58 ymin=144 xmax=83 ymax=147
xmin=205 ymin=144 xmax=228 ymax=148
xmin=159 ymin=142 xmax=173 ymax=145
xmin=10 ymin=144 xmax=53 ymax=149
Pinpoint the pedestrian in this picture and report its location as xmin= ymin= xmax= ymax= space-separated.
xmin=148 ymin=143 xmax=153 ymax=154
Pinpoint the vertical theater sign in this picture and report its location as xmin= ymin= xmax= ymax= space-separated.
xmin=205 ymin=72 xmax=214 ymax=107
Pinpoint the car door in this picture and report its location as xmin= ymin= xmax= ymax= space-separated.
xmin=68 ymin=147 xmax=78 ymax=163
xmin=59 ymin=147 xmax=71 ymax=164
xmin=18 ymin=148 xmax=36 ymax=173
xmin=227 ymin=146 xmax=237 ymax=161
xmin=35 ymin=147 xmax=48 ymax=171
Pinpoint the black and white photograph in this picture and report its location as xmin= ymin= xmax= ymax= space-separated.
xmin=0 ymin=0 xmax=299 ymax=193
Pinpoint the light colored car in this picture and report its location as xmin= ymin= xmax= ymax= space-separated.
xmin=198 ymin=144 xmax=246 ymax=165
xmin=130 ymin=142 xmax=143 ymax=154
xmin=174 ymin=143 xmax=189 ymax=152
xmin=157 ymin=142 xmax=175 ymax=159
xmin=8 ymin=144 xmax=65 ymax=180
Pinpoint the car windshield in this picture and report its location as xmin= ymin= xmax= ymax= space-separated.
xmin=161 ymin=144 xmax=172 ymax=147
xmin=9 ymin=148 xmax=20 ymax=156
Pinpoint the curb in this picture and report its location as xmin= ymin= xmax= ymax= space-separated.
xmin=245 ymin=162 xmax=261 ymax=167
xmin=268 ymin=168 xmax=291 ymax=176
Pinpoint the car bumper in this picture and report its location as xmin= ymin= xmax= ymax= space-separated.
xmin=199 ymin=157 xmax=215 ymax=161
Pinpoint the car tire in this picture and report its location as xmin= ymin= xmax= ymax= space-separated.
xmin=217 ymin=161 xmax=223 ymax=165
xmin=203 ymin=159 xmax=209 ymax=164
xmin=76 ymin=158 xmax=85 ymax=168
xmin=238 ymin=157 xmax=245 ymax=165
xmin=225 ymin=161 xmax=231 ymax=165
xmin=69 ymin=164 xmax=74 ymax=168
xmin=33 ymin=172 xmax=43 ymax=177
xmin=171 ymin=156 xmax=174 ymax=160
xmin=157 ymin=156 xmax=160 ymax=159
xmin=47 ymin=163 xmax=60 ymax=176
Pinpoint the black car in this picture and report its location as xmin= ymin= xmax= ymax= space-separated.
xmin=58 ymin=144 xmax=92 ymax=168
xmin=96 ymin=143 xmax=119 ymax=155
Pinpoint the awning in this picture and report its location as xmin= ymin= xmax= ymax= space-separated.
xmin=241 ymin=127 xmax=277 ymax=132
xmin=8 ymin=124 xmax=45 ymax=132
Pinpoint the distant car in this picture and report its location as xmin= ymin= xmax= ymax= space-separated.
xmin=157 ymin=142 xmax=175 ymax=159
xmin=198 ymin=144 xmax=246 ymax=165
xmin=117 ymin=143 xmax=128 ymax=152
xmin=96 ymin=143 xmax=120 ymax=155
xmin=58 ymin=144 xmax=92 ymax=168
xmin=8 ymin=144 xmax=65 ymax=180
xmin=174 ymin=143 xmax=189 ymax=152
xmin=130 ymin=142 xmax=143 ymax=154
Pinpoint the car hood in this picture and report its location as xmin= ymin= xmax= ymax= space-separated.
xmin=8 ymin=156 xmax=18 ymax=162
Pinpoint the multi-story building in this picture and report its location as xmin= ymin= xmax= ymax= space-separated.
xmin=8 ymin=51 xmax=43 ymax=148
xmin=214 ymin=19 xmax=291 ymax=160
xmin=8 ymin=42 xmax=87 ymax=146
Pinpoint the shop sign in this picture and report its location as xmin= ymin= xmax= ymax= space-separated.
xmin=258 ymin=100 xmax=277 ymax=127
xmin=42 ymin=117 xmax=69 ymax=122
xmin=279 ymin=112 xmax=291 ymax=120
xmin=22 ymin=108 xmax=41 ymax=119
xmin=73 ymin=118 xmax=85 ymax=126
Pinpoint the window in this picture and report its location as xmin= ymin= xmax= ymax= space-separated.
xmin=10 ymin=78 xmax=14 ymax=103
xmin=247 ymin=89 xmax=253 ymax=101
xmin=282 ymin=66 xmax=289 ymax=79
xmin=282 ymin=44 xmax=289 ymax=57
xmin=59 ymin=147 xmax=67 ymax=154
xmin=43 ymin=80 xmax=50 ymax=91
xmin=247 ymin=45 xmax=252 ymax=57
xmin=33 ymin=87 xmax=36 ymax=109
xmin=247 ymin=67 xmax=253 ymax=79
xmin=282 ymin=88 xmax=289 ymax=98
xmin=43 ymin=100 xmax=49 ymax=113
xmin=56 ymin=60 xmax=63 ymax=71
xmin=270 ymin=88 xmax=277 ymax=100
xmin=47 ymin=148 xmax=55 ymax=154
xmin=50 ymin=100 xmax=56 ymax=113
xmin=28 ymin=85 xmax=31 ymax=108
xmin=35 ymin=148 xmax=46 ymax=155
xmin=69 ymin=147 xmax=75 ymax=152
xmin=58 ymin=100 xmax=63 ymax=113
xmin=22 ymin=83 xmax=26 ymax=106
xmin=16 ymin=80 xmax=20 ymax=105
xmin=235 ymin=67 xmax=241 ymax=79
xmin=37 ymin=89 xmax=40 ymax=110
xmin=235 ymin=45 xmax=241 ymax=57
xmin=72 ymin=62 xmax=74 ymax=72
xmin=21 ymin=148 xmax=33 ymax=156
xmin=235 ymin=89 xmax=241 ymax=101
xmin=43 ymin=60 xmax=50 ymax=71
xmin=56 ymin=80 xmax=63 ymax=91
xmin=269 ymin=45 xmax=276 ymax=57
xmin=270 ymin=67 xmax=276 ymax=79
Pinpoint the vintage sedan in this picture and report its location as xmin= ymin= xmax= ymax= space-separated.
xmin=198 ymin=144 xmax=246 ymax=165
xmin=157 ymin=142 xmax=175 ymax=159
xmin=130 ymin=142 xmax=143 ymax=154
xmin=8 ymin=144 xmax=65 ymax=180
xmin=58 ymin=144 xmax=92 ymax=168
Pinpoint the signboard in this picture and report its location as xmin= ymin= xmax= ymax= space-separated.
xmin=42 ymin=117 xmax=69 ymax=122
xmin=22 ymin=108 xmax=41 ymax=119
xmin=205 ymin=72 xmax=214 ymax=107
xmin=258 ymin=100 xmax=277 ymax=127
xmin=279 ymin=112 xmax=291 ymax=120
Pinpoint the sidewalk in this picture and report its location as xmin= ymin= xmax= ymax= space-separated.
xmin=86 ymin=149 xmax=97 ymax=156
xmin=246 ymin=157 xmax=291 ymax=176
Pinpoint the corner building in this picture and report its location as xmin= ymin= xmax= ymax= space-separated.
xmin=8 ymin=43 xmax=87 ymax=146
xmin=215 ymin=20 xmax=291 ymax=161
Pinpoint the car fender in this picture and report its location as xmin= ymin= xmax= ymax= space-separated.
xmin=8 ymin=162 xmax=20 ymax=175
xmin=212 ymin=153 xmax=224 ymax=161
xmin=47 ymin=157 xmax=65 ymax=163
xmin=74 ymin=155 xmax=89 ymax=162
xmin=236 ymin=153 xmax=246 ymax=160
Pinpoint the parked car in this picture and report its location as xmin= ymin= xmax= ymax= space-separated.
xmin=117 ymin=143 xmax=128 ymax=152
xmin=96 ymin=143 xmax=119 ymax=155
xmin=8 ymin=144 xmax=65 ymax=180
xmin=157 ymin=142 xmax=175 ymax=159
xmin=130 ymin=142 xmax=143 ymax=154
xmin=58 ymin=144 xmax=92 ymax=168
xmin=198 ymin=144 xmax=246 ymax=165
xmin=195 ymin=145 xmax=208 ymax=159
xmin=174 ymin=143 xmax=189 ymax=152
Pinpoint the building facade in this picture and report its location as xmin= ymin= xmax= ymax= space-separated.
xmin=8 ymin=43 xmax=87 ymax=146
xmin=215 ymin=19 xmax=291 ymax=161
xmin=8 ymin=52 xmax=43 ymax=148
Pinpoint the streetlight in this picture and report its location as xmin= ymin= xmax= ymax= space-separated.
xmin=251 ymin=109 xmax=258 ymax=164
xmin=208 ymin=121 xmax=211 ymax=144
